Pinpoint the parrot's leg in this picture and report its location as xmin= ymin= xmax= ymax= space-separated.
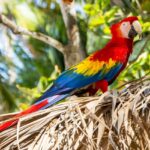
xmin=87 ymin=80 xmax=108 ymax=95
xmin=95 ymin=80 xmax=108 ymax=93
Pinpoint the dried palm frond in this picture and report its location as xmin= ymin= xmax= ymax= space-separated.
xmin=0 ymin=75 xmax=150 ymax=150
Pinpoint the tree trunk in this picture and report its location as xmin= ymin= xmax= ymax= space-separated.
xmin=60 ymin=1 xmax=86 ymax=68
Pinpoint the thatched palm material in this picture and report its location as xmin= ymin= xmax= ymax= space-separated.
xmin=0 ymin=76 xmax=150 ymax=150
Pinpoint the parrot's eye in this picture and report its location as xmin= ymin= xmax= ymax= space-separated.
xmin=122 ymin=22 xmax=128 ymax=26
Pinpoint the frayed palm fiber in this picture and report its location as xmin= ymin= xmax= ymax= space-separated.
xmin=0 ymin=76 xmax=150 ymax=150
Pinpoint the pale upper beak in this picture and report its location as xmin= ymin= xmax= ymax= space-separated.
xmin=128 ymin=20 xmax=142 ymax=39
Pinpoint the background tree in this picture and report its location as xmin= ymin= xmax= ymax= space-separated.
xmin=0 ymin=0 xmax=149 ymax=113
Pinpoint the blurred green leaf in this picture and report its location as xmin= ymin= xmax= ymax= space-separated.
xmin=129 ymin=38 xmax=147 ymax=62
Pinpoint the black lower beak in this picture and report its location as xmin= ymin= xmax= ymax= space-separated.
xmin=128 ymin=25 xmax=138 ymax=38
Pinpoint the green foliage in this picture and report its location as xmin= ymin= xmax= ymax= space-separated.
xmin=0 ymin=0 xmax=149 ymax=112
xmin=0 ymin=78 xmax=18 ymax=112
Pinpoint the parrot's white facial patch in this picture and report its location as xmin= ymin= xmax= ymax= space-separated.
xmin=120 ymin=21 xmax=131 ymax=39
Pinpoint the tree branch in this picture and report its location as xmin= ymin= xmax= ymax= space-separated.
xmin=0 ymin=14 xmax=66 ymax=54
xmin=59 ymin=1 xmax=86 ymax=67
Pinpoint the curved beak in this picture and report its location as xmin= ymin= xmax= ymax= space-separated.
xmin=128 ymin=20 xmax=142 ymax=39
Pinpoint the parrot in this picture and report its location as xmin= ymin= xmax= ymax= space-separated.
xmin=0 ymin=16 xmax=142 ymax=132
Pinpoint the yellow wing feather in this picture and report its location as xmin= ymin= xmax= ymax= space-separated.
xmin=72 ymin=56 xmax=116 ymax=76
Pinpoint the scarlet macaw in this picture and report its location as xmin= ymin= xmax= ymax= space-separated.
xmin=0 ymin=16 xmax=142 ymax=131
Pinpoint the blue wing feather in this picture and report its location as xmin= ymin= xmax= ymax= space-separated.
xmin=104 ymin=63 xmax=122 ymax=81
xmin=36 ymin=62 xmax=123 ymax=103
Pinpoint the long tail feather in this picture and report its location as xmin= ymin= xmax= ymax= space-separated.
xmin=0 ymin=94 xmax=68 ymax=132
xmin=39 ymin=94 xmax=69 ymax=110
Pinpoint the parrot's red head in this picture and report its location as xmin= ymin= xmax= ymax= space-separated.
xmin=111 ymin=16 xmax=142 ymax=39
